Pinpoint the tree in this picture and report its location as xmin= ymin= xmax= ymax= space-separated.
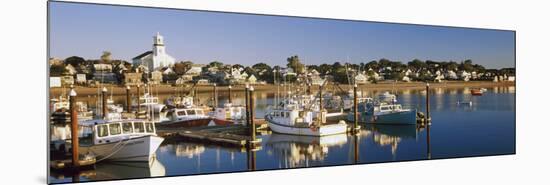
xmin=50 ymin=64 xmax=66 ymax=76
xmin=408 ymin=59 xmax=426 ymax=70
xmin=286 ymin=55 xmax=305 ymax=74
xmin=460 ymin=59 xmax=474 ymax=72
xmin=64 ymin=56 xmax=86 ymax=67
xmin=207 ymin=61 xmax=224 ymax=68
xmin=174 ymin=61 xmax=193 ymax=75
xmin=252 ymin=63 xmax=272 ymax=73
xmin=232 ymin=64 xmax=244 ymax=70
xmin=366 ymin=60 xmax=379 ymax=71
xmin=100 ymin=51 xmax=112 ymax=63
xmin=319 ymin=64 xmax=332 ymax=75
xmin=446 ymin=61 xmax=459 ymax=71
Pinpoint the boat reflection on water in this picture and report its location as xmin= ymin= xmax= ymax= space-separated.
xmin=364 ymin=124 xmax=420 ymax=159
xmin=50 ymin=156 xmax=166 ymax=182
xmin=171 ymin=143 xmax=206 ymax=158
xmin=265 ymin=133 xmax=348 ymax=168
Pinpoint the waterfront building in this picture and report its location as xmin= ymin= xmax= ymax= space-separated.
xmin=355 ymin=73 xmax=368 ymax=84
xmin=133 ymin=32 xmax=176 ymax=72
xmin=75 ymin=73 xmax=87 ymax=84
xmin=151 ymin=71 xmax=163 ymax=84
xmin=247 ymin=74 xmax=257 ymax=84
xmin=124 ymin=72 xmax=143 ymax=86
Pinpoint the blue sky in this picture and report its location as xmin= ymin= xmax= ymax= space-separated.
xmin=49 ymin=2 xmax=515 ymax=69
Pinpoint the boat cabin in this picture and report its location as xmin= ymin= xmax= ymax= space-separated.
xmin=267 ymin=109 xmax=314 ymax=127
xmin=171 ymin=108 xmax=209 ymax=121
xmin=79 ymin=119 xmax=157 ymax=146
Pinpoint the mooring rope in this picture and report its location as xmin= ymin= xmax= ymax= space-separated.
xmin=93 ymin=137 xmax=130 ymax=163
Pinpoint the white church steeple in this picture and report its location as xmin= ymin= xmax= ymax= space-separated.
xmin=153 ymin=32 xmax=165 ymax=56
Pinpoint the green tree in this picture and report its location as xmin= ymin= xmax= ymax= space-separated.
xmin=174 ymin=61 xmax=193 ymax=75
xmin=100 ymin=51 xmax=112 ymax=63
xmin=408 ymin=59 xmax=426 ymax=70
xmin=286 ymin=55 xmax=305 ymax=74
xmin=64 ymin=56 xmax=86 ymax=67
xmin=50 ymin=64 xmax=66 ymax=76
xmin=207 ymin=61 xmax=224 ymax=68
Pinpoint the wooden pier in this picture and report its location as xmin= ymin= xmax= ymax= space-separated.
xmin=157 ymin=123 xmax=266 ymax=148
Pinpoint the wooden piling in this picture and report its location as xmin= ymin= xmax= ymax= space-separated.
xmin=425 ymin=83 xmax=430 ymax=125
xmin=353 ymin=83 xmax=359 ymax=134
xmin=354 ymin=134 xmax=359 ymax=164
xmin=249 ymin=86 xmax=257 ymax=147
xmin=228 ymin=85 xmax=232 ymax=104
xmin=69 ymin=89 xmax=79 ymax=168
xmin=213 ymin=83 xmax=217 ymax=107
xmin=136 ymin=84 xmax=141 ymax=113
xmin=126 ymin=86 xmax=131 ymax=113
xmin=245 ymin=84 xmax=250 ymax=127
xmin=427 ymin=122 xmax=431 ymax=159
xmin=102 ymin=87 xmax=107 ymax=119
xmin=319 ymin=85 xmax=323 ymax=111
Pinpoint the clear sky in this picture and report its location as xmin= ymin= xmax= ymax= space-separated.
xmin=49 ymin=1 xmax=515 ymax=69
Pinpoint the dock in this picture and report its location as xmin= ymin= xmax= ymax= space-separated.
xmin=157 ymin=123 xmax=266 ymax=148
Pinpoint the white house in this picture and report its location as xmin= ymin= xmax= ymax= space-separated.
xmin=185 ymin=65 xmax=203 ymax=76
xmin=402 ymin=76 xmax=411 ymax=82
xmin=247 ymin=74 xmax=257 ymax=84
xmin=446 ymin=70 xmax=458 ymax=80
xmin=132 ymin=32 xmax=176 ymax=72
xmin=93 ymin=63 xmax=112 ymax=72
xmin=162 ymin=67 xmax=174 ymax=75
xmin=50 ymin=77 xmax=61 ymax=87
xmin=355 ymin=73 xmax=368 ymax=84
xmin=65 ymin=64 xmax=77 ymax=75
xmin=75 ymin=74 xmax=87 ymax=84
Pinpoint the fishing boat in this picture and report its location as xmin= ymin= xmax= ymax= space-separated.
xmin=50 ymin=96 xmax=94 ymax=122
xmin=348 ymin=101 xmax=417 ymax=125
xmin=135 ymin=93 xmax=169 ymax=122
xmin=210 ymin=102 xmax=247 ymax=125
xmin=265 ymin=100 xmax=348 ymax=136
xmin=378 ymin=91 xmax=397 ymax=103
xmin=471 ymin=89 xmax=483 ymax=96
xmin=72 ymin=119 xmax=164 ymax=162
xmin=165 ymin=96 xmax=194 ymax=109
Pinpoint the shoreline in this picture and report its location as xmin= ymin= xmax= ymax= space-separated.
xmin=50 ymin=81 xmax=515 ymax=97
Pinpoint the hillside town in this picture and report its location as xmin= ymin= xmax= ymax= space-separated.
xmin=49 ymin=32 xmax=515 ymax=88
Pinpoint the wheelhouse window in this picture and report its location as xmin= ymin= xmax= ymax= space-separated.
xmin=177 ymin=110 xmax=186 ymax=116
xmin=79 ymin=125 xmax=93 ymax=145
xmin=134 ymin=122 xmax=145 ymax=133
xmin=145 ymin=122 xmax=154 ymax=133
xmin=109 ymin=123 xmax=122 ymax=135
xmin=97 ymin=125 xmax=109 ymax=137
xmin=122 ymin=122 xmax=133 ymax=134
xmin=187 ymin=109 xmax=196 ymax=115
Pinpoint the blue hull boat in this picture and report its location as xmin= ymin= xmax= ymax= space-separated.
xmin=347 ymin=102 xmax=417 ymax=125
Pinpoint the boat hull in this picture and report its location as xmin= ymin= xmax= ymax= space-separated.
xmin=81 ymin=135 xmax=164 ymax=162
xmin=348 ymin=110 xmax=417 ymax=125
xmin=157 ymin=118 xmax=214 ymax=128
xmin=266 ymin=117 xmax=347 ymax=136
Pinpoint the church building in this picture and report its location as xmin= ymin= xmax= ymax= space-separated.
xmin=132 ymin=32 xmax=176 ymax=73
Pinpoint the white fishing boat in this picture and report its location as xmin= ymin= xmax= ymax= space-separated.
xmin=210 ymin=102 xmax=246 ymax=125
xmin=76 ymin=119 xmax=164 ymax=162
xmin=265 ymin=100 xmax=347 ymax=136
xmin=348 ymin=101 xmax=417 ymax=124
xmin=136 ymin=93 xmax=169 ymax=122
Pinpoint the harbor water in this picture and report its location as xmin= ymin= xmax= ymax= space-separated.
xmin=49 ymin=86 xmax=515 ymax=183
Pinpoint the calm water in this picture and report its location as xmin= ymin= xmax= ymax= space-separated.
xmin=49 ymin=86 xmax=515 ymax=183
